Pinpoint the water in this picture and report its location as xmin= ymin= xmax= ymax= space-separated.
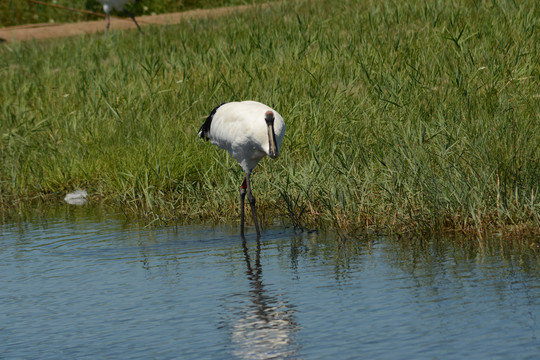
xmin=1 ymin=207 xmax=538 ymax=359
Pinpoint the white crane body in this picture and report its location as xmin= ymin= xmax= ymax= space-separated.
xmin=203 ymin=101 xmax=285 ymax=174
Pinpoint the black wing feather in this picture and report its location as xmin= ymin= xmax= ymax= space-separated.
xmin=198 ymin=103 xmax=225 ymax=141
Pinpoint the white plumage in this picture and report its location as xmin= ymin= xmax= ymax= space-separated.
xmin=199 ymin=101 xmax=286 ymax=237
xmin=98 ymin=0 xmax=142 ymax=34
xmin=64 ymin=189 xmax=88 ymax=206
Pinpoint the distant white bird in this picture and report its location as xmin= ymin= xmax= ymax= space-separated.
xmin=198 ymin=101 xmax=286 ymax=237
xmin=64 ymin=189 xmax=88 ymax=205
xmin=98 ymin=0 xmax=143 ymax=34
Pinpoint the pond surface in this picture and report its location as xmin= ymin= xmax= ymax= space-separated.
xmin=1 ymin=206 xmax=539 ymax=359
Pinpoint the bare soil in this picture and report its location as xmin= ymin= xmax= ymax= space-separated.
xmin=0 ymin=3 xmax=270 ymax=43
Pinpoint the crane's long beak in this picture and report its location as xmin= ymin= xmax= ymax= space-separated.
xmin=265 ymin=111 xmax=279 ymax=158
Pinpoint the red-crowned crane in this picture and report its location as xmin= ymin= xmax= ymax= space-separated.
xmin=198 ymin=101 xmax=286 ymax=237
xmin=98 ymin=0 xmax=143 ymax=34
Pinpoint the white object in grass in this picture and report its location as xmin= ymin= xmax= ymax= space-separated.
xmin=64 ymin=189 xmax=88 ymax=205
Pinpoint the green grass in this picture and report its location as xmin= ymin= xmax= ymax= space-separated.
xmin=1 ymin=0 xmax=539 ymax=238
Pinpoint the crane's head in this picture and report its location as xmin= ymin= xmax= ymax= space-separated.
xmin=265 ymin=111 xmax=279 ymax=158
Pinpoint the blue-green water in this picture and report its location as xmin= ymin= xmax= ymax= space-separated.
xmin=1 ymin=207 xmax=538 ymax=359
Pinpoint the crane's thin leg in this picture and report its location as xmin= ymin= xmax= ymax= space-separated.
xmin=245 ymin=173 xmax=261 ymax=238
xmin=105 ymin=13 xmax=111 ymax=37
xmin=240 ymin=178 xmax=246 ymax=237
xmin=124 ymin=10 xmax=143 ymax=33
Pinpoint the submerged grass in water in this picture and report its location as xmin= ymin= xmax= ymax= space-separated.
xmin=1 ymin=0 xmax=539 ymax=238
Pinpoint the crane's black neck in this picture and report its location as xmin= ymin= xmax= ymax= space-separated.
xmin=265 ymin=111 xmax=279 ymax=158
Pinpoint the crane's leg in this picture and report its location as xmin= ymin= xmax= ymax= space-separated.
xmin=245 ymin=173 xmax=261 ymax=238
xmin=105 ymin=13 xmax=111 ymax=37
xmin=240 ymin=179 xmax=246 ymax=237
xmin=124 ymin=10 xmax=143 ymax=33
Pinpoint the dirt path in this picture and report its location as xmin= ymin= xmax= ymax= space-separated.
xmin=0 ymin=3 xmax=271 ymax=43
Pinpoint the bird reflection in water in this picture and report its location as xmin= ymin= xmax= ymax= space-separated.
xmin=221 ymin=238 xmax=299 ymax=359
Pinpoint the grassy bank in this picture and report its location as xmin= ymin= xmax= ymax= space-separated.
xmin=1 ymin=0 xmax=539 ymax=238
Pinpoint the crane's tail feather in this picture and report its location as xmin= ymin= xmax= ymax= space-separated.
xmin=198 ymin=102 xmax=225 ymax=141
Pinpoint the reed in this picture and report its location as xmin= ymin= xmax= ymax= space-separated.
xmin=1 ymin=0 xmax=539 ymax=238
